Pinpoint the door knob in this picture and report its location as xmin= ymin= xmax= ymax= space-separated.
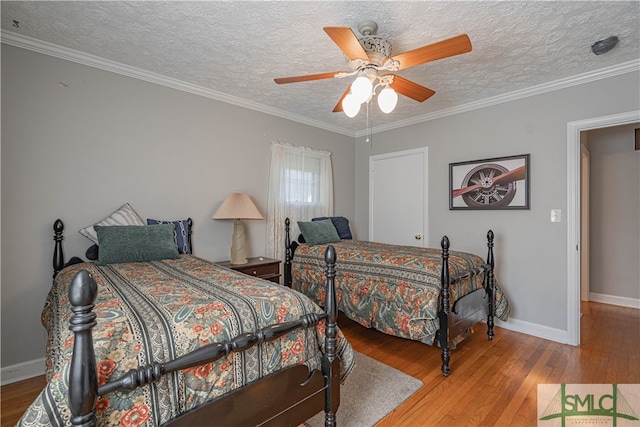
xmin=415 ymin=234 xmax=422 ymax=240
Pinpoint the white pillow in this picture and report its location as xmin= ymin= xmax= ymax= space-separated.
xmin=78 ymin=203 xmax=145 ymax=244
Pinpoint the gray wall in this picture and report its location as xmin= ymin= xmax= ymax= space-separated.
xmin=587 ymin=124 xmax=640 ymax=299
xmin=1 ymin=45 xmax=355 ymax=368
xmin=2 ymin=42 xmax=638 ymax=370
xmin=354 ymin=71 xmax=640 ymax=333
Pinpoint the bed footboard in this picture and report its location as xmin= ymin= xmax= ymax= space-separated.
xmin=438 ymin=230 xmax=495 ymax=376
xmin=67 ymin=246 xmax=340 ymax=427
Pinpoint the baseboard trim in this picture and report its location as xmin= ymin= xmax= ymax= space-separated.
xmin=589 ymin=292 xmax=640 ymax=309
xmin=1 ymin=358 xmax=45 ymax=385
xmin=496 ymin=318 xmax=571 ymax=345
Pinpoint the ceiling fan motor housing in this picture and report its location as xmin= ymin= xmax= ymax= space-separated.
xmin=360 ymin=36 xmax=392 ymax=65
xmin=357 ymin=20 xmax=392 ymax=66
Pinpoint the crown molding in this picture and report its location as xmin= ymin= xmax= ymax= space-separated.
xmin=356 ymin=59 xmax=640 ymax=138
xmin=3 ymin=30 xmax=637 ymax=140
xmin=1 ymin=30 xmax=355 ymax=137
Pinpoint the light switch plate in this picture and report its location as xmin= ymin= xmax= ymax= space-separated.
xmin=551 ymin=209 xmax=562 ymax=222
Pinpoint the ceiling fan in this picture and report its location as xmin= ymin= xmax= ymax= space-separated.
xmin=274 ymin=21 xmax=472 ymax=117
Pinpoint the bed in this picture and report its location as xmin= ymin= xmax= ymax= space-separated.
xmin=18 ymin=217 xmax=355 ymax=427
xmin=284 ymin=217 xmax=510 ymax=376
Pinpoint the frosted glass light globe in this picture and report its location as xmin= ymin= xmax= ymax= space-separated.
xmin=350 ymin=76 xmax=373 ymax=104
xmin=342 ymin=93 xmax=361 ymax=118
xmin=377 ymin=86 xmax=398 ymax=114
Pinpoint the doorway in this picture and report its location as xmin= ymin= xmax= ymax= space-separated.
xmin=566 ymin=110 xmax=640 ymax=345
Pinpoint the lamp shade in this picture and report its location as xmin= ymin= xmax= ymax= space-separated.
xmin=212 ymin=192 xmax=263 ymax=220
xmin=212 ymin=193 xmax=263 ymax=264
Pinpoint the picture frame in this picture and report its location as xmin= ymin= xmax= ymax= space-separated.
xmin=449 ymin=154 xmax=530 ymax=210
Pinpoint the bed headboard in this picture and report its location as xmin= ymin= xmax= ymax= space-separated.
xmin=53 ymin=218 xmax=194 ymax=279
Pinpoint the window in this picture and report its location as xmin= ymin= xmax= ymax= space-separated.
xmin=281 ymin=157 xmax=322 ymax=205
xmin=267 ymin=142 xmax=333 ymax=260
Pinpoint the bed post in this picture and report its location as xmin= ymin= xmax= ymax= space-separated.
xmin=68 ymin=269 xmax=99 ymax=427
xmin=284 ymin=218 xmax=292 ymax=287
xmin=322 ymin=244 xmax=339 ymax=427
xmin=486 ymin=230 xmax=495 ymax=341
xmin=439 ymin=236 xmax=451 ymax=376
xmin=188 ymin=217 xmax=194 ymax=253
xmin=53 ymin=219 xmax=65 ymax=279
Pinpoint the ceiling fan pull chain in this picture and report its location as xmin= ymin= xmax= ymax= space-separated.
xmin=366 ymin=101 xmax=373 ymax=147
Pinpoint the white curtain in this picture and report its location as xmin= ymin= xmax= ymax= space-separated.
xmin=266 ymin=142 xmax=333 ymax=260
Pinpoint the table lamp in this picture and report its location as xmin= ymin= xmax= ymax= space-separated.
xmin=212 ymin=192 xmax=263 ymax=264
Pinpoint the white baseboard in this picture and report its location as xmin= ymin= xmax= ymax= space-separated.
xmin=1 ymin=358 xmax=45 ymax=385
xmin=589 ymin=292 xmax=640 ymax=309
xmin=496 ymin=317 xmax=572 ymax=345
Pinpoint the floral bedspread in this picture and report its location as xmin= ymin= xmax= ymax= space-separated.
xmin=19 ymin=256 xmax=354 ymax=427
xmin=292 ymin=240 xmax=511 ymax=346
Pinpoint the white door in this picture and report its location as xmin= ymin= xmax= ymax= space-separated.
xmin=369 ymin=148 xmax=428 ymax=246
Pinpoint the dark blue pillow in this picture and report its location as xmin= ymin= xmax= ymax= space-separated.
xmin=86 ymin=244 xmax=99 ymax=261
xmin=147 ymin=218 xmax=191 ymax=254
xmin=312 ymin=216 xmax=353 ymax=240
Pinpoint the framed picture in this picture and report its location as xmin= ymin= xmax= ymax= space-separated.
xmin=449 ymin=154 xmax=530 ymax=210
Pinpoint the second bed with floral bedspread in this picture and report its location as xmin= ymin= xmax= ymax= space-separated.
xmin=291 ymin=239 xmax=510 ymax=347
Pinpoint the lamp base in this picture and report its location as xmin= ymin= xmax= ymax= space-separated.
xmin=230 ymin=219 xmax=248 ymax=265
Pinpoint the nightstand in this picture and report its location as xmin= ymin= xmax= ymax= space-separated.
xmin=216 ymin=257 xmax=281 ymax=284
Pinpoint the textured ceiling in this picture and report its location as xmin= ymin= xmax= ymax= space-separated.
xmin=2 ymin=1 xmax=639 ymax=136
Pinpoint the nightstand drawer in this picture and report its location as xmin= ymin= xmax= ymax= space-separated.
xmin=216 ymin=257 xmax=281 ymax=284
xmin=242 ymin=263 xmax=279 ymax=278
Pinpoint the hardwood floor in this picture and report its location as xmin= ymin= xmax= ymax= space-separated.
xmin=2 ymin=302 xmax=638 ymax=426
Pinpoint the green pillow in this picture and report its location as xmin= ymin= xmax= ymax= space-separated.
xmin=95 ymin=224 xmax=180 ymax=265
xmin=297 ymin=219 xmax=341 ymax=246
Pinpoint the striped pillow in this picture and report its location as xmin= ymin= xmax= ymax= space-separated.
xmin=79 ymin=203 xmax=145 ymax=244
xmin=147 ymin=218 xmax=191 ymax=254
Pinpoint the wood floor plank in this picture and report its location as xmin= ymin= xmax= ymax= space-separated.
xmin=492 ymin=340 xmax=556 ymax=425
xmin=1 ymin=302 xmax=638 ymax=426
xmin=1 ymin=375 xmax=46 ymax=426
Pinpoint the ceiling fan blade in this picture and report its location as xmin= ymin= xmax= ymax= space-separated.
xmin=332 ymin=86 xmax=352 ymax=112
xmin=391 ymin=34 xmax=472 ymax=70
xmin=274 ymin=71 xmax=345 ymax=84
xmin=389 ymin=75 xmax=435 ymax=102
xmin=324 ymin=26 xmax=369 ymax=60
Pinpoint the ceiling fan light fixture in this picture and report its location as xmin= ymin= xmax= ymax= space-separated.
xmin=350 ymin=75 xmax=373 ymax=104
xmin=377 ymin=86 xmax=398 ymax=113
xmin=342 ymin=93 xmax=361 ymax=118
